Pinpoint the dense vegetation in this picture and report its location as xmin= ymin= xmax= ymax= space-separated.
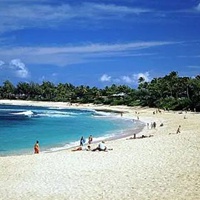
xmin=0 ymin=72 xmax=200 ymax=111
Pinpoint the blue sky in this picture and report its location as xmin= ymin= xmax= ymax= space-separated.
xmin=0 ymin=0 xmax=200 ymax=88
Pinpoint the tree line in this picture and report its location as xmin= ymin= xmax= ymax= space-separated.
xmin=0 ymin=71 xmax=200 ymax=111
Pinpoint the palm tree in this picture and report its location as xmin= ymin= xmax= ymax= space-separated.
xmin=2 ymin=80 xmax=16 ymax=99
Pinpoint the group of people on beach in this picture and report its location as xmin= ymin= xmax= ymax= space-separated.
xmin=147 ymin=121 xmax=157 ymax=129
xmin=72 ymin=140 xmax=108 ymax=152
xmin=33 ymin=134 xmax=109 ymax=154
xmin=80 ymin=135 xmax=93 ymax=146
xmin=74 ymin=135 xmax=108 ymax=152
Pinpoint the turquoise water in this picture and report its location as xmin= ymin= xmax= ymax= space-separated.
xmin=0 ymin=105 xmax=143 ymax=156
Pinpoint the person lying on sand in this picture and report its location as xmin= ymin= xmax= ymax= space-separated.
xmin=72 ymin=145 xmax=91 ymax=151
xmin=128 ymin=135 xmax=154 ymax=140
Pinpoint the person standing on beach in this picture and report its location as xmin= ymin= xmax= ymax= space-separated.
xmin=80 ymin=136 xmax=85 ymax=146
xmin=153 ymin=122 xmax=156 ymax=129
xmin=34 ymin=141 xmax=40 ymax=154
xmin=88 ymin=135 xmax=93 ymax=144
xmin=176 ymin=125 xmax=181 ymax=134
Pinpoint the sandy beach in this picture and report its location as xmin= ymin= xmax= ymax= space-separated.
xmin=0 ymin=100 xmax=200 ymax=200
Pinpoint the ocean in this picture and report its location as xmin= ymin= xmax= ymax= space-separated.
xmin=0 ymin=104 xmax=144 ymax=156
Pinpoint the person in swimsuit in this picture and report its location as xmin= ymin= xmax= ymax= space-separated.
xmin=34 ymin=141 xmax=40 ymax=154
xmin=72 ymin=145 xmax=91 ymax=151
xmin=88 ymin=135 xmax=93 ymax=144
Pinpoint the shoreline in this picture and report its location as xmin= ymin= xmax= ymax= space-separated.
xmin=0 ymin=100 xmax=200 ymax=200
xmin=0 ymin=99 xmax=146 ymax=157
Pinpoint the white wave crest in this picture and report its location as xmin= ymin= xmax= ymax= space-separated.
xmin=37 ymin=113 xmax=71 ymax=118
xmin=11 ymin=110 xmax=34 ymax=117
xmin=94 ymin=111 xmax=117 ymax=117
xmin=38 ymin=110 xmax=78 ymax=117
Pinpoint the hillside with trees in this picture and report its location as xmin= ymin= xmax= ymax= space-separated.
xmin=0 ymin=72 xmax=200 ymax=111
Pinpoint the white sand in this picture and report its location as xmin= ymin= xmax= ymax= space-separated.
xmin=0 ymin=100 xmax=200 ymax=200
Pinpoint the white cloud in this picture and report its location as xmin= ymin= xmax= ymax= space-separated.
xmin=0 ymin=2 xmax=199 ymax=34
xmin=121 ymin=72 xmax=151 ymax=84
xmin=100 ymin=74 xmax=111 ymax=82
xmin=133 ymin=72 xmax=150 ymax=82
xmin=31 ymin=41 xmax=173 ymax=55
xmin=121 ymin=76 xmax=133 ymax=83
xmin=0 ymin=3 xmax=152 ymax=33
xmin=0 ymin=60 xmax=5 ymax=67
xmin=99 ymin=72 xmax=151 ymax=85
xmin=0 ymin=4 xmax=74 ymax=32
xmin=187 ymin=65 xmax=200 ymax=69
xmin=9 ymin=59 xmax=29 ymax=78
xmin=83 ymin=3 xmax=151 ymax=16
xmin=195 ymin=3 xmax=200 ymax=11
xmin=0 ymin=41 xmax=175 ymax=66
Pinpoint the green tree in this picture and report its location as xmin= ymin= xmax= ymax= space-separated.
xmin=41 ymin=81 xmax=55 ymax=101
xmin=1 ymin=80 xmax=16 ymax=99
